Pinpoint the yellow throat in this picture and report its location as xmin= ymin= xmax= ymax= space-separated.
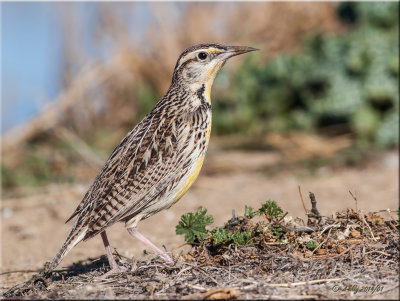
xmin=174 ymin=77 xmax=214 ymax=203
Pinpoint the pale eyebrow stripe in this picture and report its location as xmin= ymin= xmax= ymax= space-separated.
xmin=176 ymin=47 xmax=222 ymax=70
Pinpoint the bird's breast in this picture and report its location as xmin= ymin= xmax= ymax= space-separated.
xmin=172 ymin=118 xmax=211 ymax=205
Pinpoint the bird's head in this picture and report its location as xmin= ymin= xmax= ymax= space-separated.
xmin=172 ymin=43 xmax=258 ymax=96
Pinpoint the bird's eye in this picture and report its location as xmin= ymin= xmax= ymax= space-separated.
xmin=198 ymin=52 xmax=208 ymax=60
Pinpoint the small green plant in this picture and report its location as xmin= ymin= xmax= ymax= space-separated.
xmin=306 ymin=240 xmax=317 ymax=250
xmin=176 ymin=200 xmax=285 ymax=246
xmin=231 ymin=230 xmax=253 ymax=246
xmin=244 ymin=205 xmax=255 ymax=219
xmin=271 ymin=225 xmax=284 ymax=240
xmin=211 ymin=227 xmax=253 ymax=246
xmin=175 ymin=207 xmax=214 ymax=243
xmin=258 ymin=200 xmax=284 ymax=220
xmin=212 ymin=227 xmax=230 ymax=245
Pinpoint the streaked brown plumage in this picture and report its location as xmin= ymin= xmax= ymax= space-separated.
xmin=46 ymin=43 xmax=257 ymax=277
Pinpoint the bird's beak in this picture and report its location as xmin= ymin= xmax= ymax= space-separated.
xmin=219 ymin=46 xmax=259 ymax=60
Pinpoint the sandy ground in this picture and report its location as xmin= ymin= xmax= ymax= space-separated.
xmin=1 ymin=149 xmax=398 ymax=289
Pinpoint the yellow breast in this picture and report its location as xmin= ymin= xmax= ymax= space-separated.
xmin=205 ymin=69 xmax=219 ymax=103
xmin=173 ymin=121 xmax=212 ymax=204
xmin=173 ymin=155 xmax=205 ymax=204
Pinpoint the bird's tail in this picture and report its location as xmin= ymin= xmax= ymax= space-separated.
xmin=45 ymin=226 xmax=88 ymax=273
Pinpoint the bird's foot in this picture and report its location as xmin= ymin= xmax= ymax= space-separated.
xmin=159 ymin=251 xmax=174 ymax=264
xmin=126 ymin=228 xmax=174 ymax=265
xmin=95 ymin=264 xmax=129 ymax=280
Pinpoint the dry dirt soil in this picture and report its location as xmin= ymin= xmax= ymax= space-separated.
xmin=1 ymin=149 xmax=399 ymax=299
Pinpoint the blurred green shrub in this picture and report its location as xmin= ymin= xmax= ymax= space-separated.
xmin=213 ymin=2 xmax=398 ymax=148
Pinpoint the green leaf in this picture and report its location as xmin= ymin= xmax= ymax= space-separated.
xmin=175 ymin=207 xmax=214 ymax=243
xmin=212 ymin=227 xmax=230 ymax=245
xmin=258 ymin=200 xmax=284 ymax=220
xmin=244 ymin=205 xmax=255 ymax=219
xmin=271 ymin=225 xmax=283 ymax=239
xmin=231 ymin=230 xmax=253 ymax=246
xmin=212 ymin=227 xmax=253 ymax=246
xmin=306 ymin=240 xmax=317 ymax=250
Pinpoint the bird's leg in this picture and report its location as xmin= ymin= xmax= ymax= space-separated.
xmin=127 ymin=228 xmax=173 ymax=264
xmin=98 ymin=231 xmax=128 ymax=279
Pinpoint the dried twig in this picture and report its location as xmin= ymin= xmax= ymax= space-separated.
xmin=263 ymin=277 xmax=346 ymax=287
xmin=316 ymin=223 xmax=341 ymax=238
xmin=196 ymin=267 xmax=222 ymax=286
xmin=349 ymin=190 xmax=358 ymax=212
xmin=268 ymin=295 xmax=320 ymax=300
xmin=312 ymin=227 xmax=333 ymax=255
xmin=182 ymin=287 xmax=240 ymax=300
xmin=309 ymin=192 xmax=322 ymax=223
xmin=360 ymin=214 xmax=377 ymax=241
xmin=385 ymin=209 xmax=399 ymax=225
xmin=284 ymin=226 xmax=318 ymax=233
xmin=0 ymin=269 xmax=39 ymax=276
xmin=184 ymin=283 xmax=207 ymax=291
xmin=298 ymin=186 xmax=308 ymax=216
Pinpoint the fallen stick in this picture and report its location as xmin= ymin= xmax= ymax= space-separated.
xmin=309 ymin=192 xmax=322 ymax=223
xmin=284 ymin=226 xmax=318 ymax=233
xmin=183 ymin=287 xmax=240 ymax=300
xmin=298 ymin=185 xmax=308 ymax=216
xmin=360 ymin=214 xmax=378 ymax=241
xmin=263 ymin=277 xmax=346 ymax=287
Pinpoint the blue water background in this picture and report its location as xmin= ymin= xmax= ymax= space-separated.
xmin=1 ymin=2 xmax=153 ymax=133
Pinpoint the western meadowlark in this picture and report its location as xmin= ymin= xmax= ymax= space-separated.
xmin=46 ymin=43 xmax=257 ymax=278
